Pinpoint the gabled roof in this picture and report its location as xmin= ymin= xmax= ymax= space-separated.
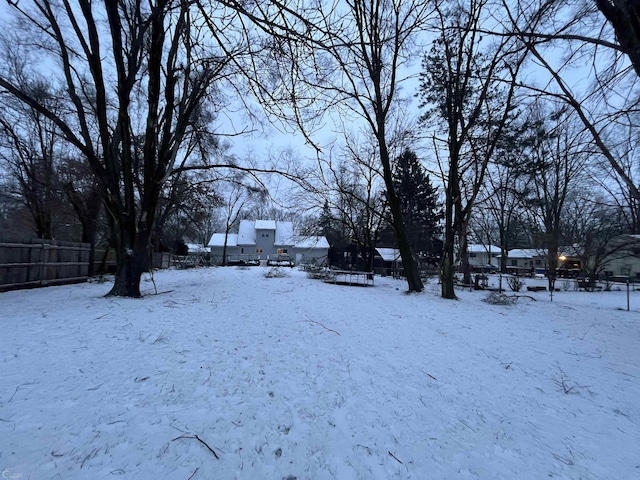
xmin=218 ymin=220 xmax=297 ymax=246
xmin=207 ymin=233 xmax=238 ymax=247
xmin=376 ymin=247 xmax=401 ymax=262
xmin=295 ymin=236 xmax=330 ymax=249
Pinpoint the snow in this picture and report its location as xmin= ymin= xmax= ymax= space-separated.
xmin=1 ymin=268 xmax=639 ymax=479
xmin=207 ymin=234 xmax=239 ymax=248
xmin=294 ymin=236 xmax=330 ymax=250
xmin=376 ymin=247 xmax=401 ymax=262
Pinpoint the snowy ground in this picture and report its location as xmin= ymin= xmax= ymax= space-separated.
xmin=1 ymin=267 xmax=639 ymax=479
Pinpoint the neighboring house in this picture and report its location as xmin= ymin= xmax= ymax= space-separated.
xmin=500 ymin=249 xmax=547 ymax=274
xmin=466 ymin=244 xmax=501 ymax=268
xmin=575 ymin=234 xmax=640 ymax=281
xmin=499 ymin=241 xmax=640 ymax=279
xmin=207 ymin=220 xmax=330 ymax=266
xmin=374 ymin=247 xmax=402 ymax=276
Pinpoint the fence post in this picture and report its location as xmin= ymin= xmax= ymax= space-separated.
xmin=627 ymin=278 xmax=630 ymax=312
xmin=40 ymin=243 xmax=50 ymax=286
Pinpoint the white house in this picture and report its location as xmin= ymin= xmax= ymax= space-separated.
xmin=466 ymin=244 xmax=501 ymax=267
xmin=208 ymin=220 xmax=330 ymax=266
xmin=500 ymin=248 xmax=547 ymax=273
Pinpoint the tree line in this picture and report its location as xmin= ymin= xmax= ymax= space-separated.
xmin=0 ymin=0 xmax=638 ymax=298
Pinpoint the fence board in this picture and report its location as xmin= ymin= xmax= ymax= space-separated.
xmin=1 ymin=242 xmax=182 ymax=292
xmin=0 ymin=240 xmax=91 ymax=292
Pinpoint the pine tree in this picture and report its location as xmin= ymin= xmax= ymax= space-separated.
xmin=392 ymin=149 xmax=442 ymax=264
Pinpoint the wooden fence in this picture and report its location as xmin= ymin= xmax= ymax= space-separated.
xmin=0 ymin=240 xmax=91 ymax=292
xmin=0 ymin=241 xmax=173 ymax=292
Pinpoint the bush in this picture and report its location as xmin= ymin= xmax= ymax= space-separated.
xmin=506 ymin=276 xmax=525 ymax=292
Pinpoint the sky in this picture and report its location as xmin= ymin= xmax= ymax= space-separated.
xmin=1 ymin=266 xmax=638 ymax=479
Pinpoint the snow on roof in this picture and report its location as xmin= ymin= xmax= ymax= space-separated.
xmin=207 ymin=233 xmax=238 ymax=247
xmin=376 ymin=247 xmax=401 ymax=262
xmin=186 ymin=243 xmax=209 ymax=253
xmin=237 ymin=220 xmax=256 ymax=245
xmin=504 ymin=248 xmax=546 ymax=259
xmin=294 ymin=236 xmax=330 ymax=249
xmin=213 ymin=220 xmax=323 ymax=248
xmin=274 ymin=221 xmax=295 ymax=246
xmin=255 ymin=219 xmax=277 ymax=230
xmin=467 ymin=244 xmax=501 ymax=253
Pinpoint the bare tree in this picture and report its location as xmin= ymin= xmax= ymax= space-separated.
xmin=596 ymin=0 xmax=640 ymax=77
xmin=59 ymin=156 xmax=103 ymax=275
xmin=563 ymin=191 xmax=630 ymax=288
xmin=0 ymin=83 xmax=65 ymax=240
xmin=217 ymin=174 xmax=265 ymax=265
xmin=496 ymin=0 xmax=640 ymax=215
xmin=418 ymin=0 xmax=526 ymax=298
xmin=0 ymin=1 xmax=235 ymax=296
xmin=474 ymin=161 xmax=527 ymax=273
xmin=522 ymin=104 xmax=586 ymax=291
xmin=215 ymin=0 xmax=434 ymax=292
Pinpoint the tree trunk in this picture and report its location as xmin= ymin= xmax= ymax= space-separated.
xmin=377 ymin=125 xmax=423 ymax=292
xmin=65 ymin=183 xmax=101 ymax=277
xmin=107 ymin=234 xmax=149 ymax=298
xmin=459 ymin=230 xmax=472 ymax=286
xmin=596 ymin=0 xmax=640 ymax=78
xmin=441 ymin=148 xmax=459 ymax=299
xmin=104 ymin=203 xmax=152 ymax=298
xmin=222 ymin=240 xmax=228 ymax=266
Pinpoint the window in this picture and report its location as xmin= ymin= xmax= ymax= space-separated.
xmin=277 ymin=248 xmax=288 ymax=255
xmin=241 ymin=248 xmax=244 ymax=254
xmin=256 ymin=248 xmax=263 ymax=253
xmin=470 ymin=252 xmax=476 ymax=258
xmin=511 ymin=259 xmax=517 ymax=266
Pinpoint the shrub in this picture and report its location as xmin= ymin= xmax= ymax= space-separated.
xmin=506 ymin=276 xmax=525 ymax=292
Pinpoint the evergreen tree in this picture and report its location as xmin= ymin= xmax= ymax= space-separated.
xmin=392 ymin=149 xmax=442 ymax=264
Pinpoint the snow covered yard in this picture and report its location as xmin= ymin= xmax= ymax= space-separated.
xmin=1 ymin=267 xmax=638 ymax=480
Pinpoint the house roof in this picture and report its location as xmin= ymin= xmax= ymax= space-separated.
xmin=237 ymin=220 xmax=256 ymax=244
xmin=295 ymin=236 xmax=330 ymax=249
xmin=467 ymin=244 xmax=501 ymax=254
xmin=207 ymin=233 xmax=238 ymax=247
xmin=255 ymin=219 xmax=277 ymax=230
xmin=186 ymin=243 xmax=209 ymax=253
xmin=503 ymin=248 xmax=546 ymax=259
xmin=274 ymin=222 xmax=295 ymax=246
xmin=211 ymin=220 xmax=300 ymax=247
xmin=376 ymin=247 xmax=401 ymax=262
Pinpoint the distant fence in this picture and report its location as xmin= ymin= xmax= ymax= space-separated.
xmin=0 ymin=240 xmax=91 ymax=292
xmin=92 ymin=248 xmax=172 ymax=273
xmin=0 ymin=241 xmax=173 ymax=293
